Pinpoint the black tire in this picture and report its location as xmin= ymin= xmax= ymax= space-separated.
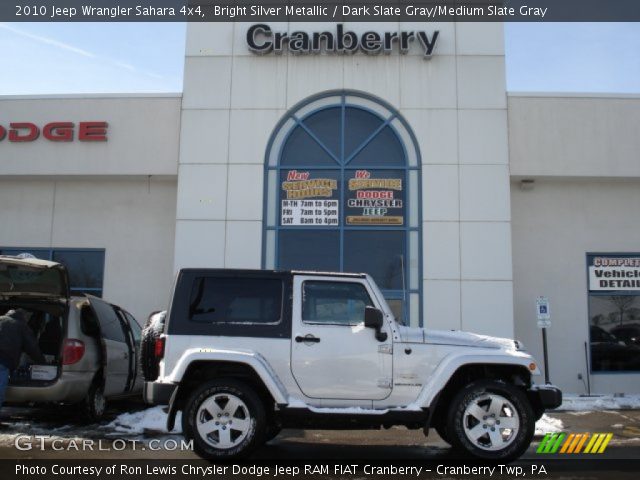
xmin=434 ymin=422 xmax=451 ymax=445
xmin=265 ymin=424 xmax=282 ymax=442
xmin=182 ymin=379 xmax=266 ymax=460
xmin=83 ymin=381 xmax=106 ymax=422
xmin=447 ymin=380 xmax=535 ymax=462
xmin=140 ymin=313 xmax=165 ymax=381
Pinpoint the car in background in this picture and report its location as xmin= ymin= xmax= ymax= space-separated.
xmin=1 ymin=255 xmax=143 ymax=420
xmin=610 ymin=324 xmax=640 ymax=347
xmin=590 ymin=325 xmax=640 ymax=371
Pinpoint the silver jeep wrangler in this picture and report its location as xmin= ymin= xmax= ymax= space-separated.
xmin=144 ymin=269 xmax=561 ymax=461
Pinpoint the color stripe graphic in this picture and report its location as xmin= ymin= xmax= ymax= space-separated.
xmin=537 ymin=432 xmax=612 ymax=454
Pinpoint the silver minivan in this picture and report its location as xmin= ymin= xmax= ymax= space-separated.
xmin=1 ymin=256 xmax=143 ymax=420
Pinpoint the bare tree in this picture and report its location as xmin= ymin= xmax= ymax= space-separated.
xmin=607 ymin=296 xmax=636 ymax=326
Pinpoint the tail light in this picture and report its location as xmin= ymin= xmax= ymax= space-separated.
xmin=63 ymin=339 xmax=85 ymax=365
xmin=154 ymin=337 xmax=165 ymax=359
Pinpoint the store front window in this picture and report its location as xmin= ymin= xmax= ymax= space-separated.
xmin=587 ymin=253 xmax=640 ymax=372
xmin=0 ymin=248 xmax=105 ymax=297
xmin=263 ymin=91 xmax=422 ymax=325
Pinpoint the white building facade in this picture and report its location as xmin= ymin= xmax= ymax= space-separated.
xmin=1 ymin=23 xmax=639 ymax=394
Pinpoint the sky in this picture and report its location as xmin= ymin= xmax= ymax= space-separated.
xmin=0 ymin=22 xmax=638 ymax=95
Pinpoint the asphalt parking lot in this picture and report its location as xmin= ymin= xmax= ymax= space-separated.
xmin=1 ymin=402 xmax=639 ymax=466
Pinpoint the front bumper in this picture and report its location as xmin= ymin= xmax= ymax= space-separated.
xmin=528 ymin=384 xmax=563 ymax=410
xmin=144 ymin=381 xmax=177 ymax=405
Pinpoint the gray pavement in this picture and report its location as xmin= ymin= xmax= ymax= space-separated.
xmin=0 ymin=403 xmax=638 ymax=462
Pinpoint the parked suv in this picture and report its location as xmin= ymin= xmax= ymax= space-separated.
xmin=144 ymin=269 xmax=561 ymax=461
xmin=1 ymin=255 xmax=143 ymax=420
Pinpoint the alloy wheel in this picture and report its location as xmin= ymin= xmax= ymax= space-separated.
xmin=462 ymin=392 xmax=520 ymax=451
xmin=196 ymin=393 xmax=253 ymax=449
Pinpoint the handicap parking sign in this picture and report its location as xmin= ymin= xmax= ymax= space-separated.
xmin=536 ymin=296 xmax=551 ymax=327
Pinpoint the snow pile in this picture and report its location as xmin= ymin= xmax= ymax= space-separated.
xmin=557 ymin=394 xmax=640 ymax=411
xmin=106 ymin=406 xmax=182 ymax=435
xmin=535 ymin=414 xmax=563 ymax=436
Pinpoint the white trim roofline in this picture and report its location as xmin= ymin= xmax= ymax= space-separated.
xmin=508 ymin=91 xmax=640 ymax=99
xmin=0 ymin=93 xmax=183 ymax=100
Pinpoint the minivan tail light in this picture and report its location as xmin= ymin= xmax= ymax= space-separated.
xmin=154 ymin=337 xmax=165 ymax=359
xmin=63 ymin=339 xmax=85 ymax=365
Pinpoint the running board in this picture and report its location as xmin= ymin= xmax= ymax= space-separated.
xmin=276 ymin=407 xmax=430 ymax=430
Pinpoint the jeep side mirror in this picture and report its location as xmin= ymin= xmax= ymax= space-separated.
xmin=364 ymin=306 xmax=387 ymax=342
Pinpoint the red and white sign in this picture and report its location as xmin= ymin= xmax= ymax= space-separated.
xmin=0 ymin=122 xmax=108 ymax=143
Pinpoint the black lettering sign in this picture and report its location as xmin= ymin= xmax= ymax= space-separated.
xmin=247 ymin=24 xmax=439 ymax=58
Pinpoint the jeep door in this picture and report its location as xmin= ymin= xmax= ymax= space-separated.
xmin=290 ymin=276 xmax=392 ymax=400
xmin=86 ymin=296 xmax=131 ymax=396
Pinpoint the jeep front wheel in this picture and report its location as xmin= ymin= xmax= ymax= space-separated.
xmin=447 ymin=380 xmax=534 ymax=461
xmin=183 ymin=380 xmax=266 ymax=460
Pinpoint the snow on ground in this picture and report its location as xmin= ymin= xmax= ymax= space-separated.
xmin=557 ymin=394 xmax=640 ymax=412
xmin=106 ymin=406 xmax=182 ymax=435
xmin=535 ymin=414 xmax=564 ymax=436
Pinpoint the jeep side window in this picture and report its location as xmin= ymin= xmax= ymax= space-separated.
xmin=188 ymin=277 xmax=283 ymax=324
xmin=302 ymin=281 xmax=373 ymax=326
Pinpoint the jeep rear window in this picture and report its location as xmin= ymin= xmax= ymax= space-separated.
xmin=188 ymin=277 xmax=283 ymax=325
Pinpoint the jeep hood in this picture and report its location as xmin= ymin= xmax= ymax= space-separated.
xmin=398 ymin=325 xmax=515 ymax=350
xmin=0 ymin=256 xmax=69 ymax=300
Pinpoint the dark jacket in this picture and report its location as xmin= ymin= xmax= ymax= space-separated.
xmin=0 ymin=311 xmax=46 ymax=370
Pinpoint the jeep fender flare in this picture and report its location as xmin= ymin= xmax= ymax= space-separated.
xmin=409 ymin=351 xmax=538 ymax=410
xmin=164 ymin=348 xmax=288 ymax=431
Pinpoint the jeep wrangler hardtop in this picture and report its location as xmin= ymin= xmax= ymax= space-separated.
xmin=144 ymin=268 xmax=561 ymax=461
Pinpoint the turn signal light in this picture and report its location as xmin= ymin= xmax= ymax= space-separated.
xmin=529 ymin=362 xmax=537 ymax=371
xmin=62 ymin=339 xmax=85 ymax=365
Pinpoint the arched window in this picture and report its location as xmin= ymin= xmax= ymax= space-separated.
xmin=263 ymin=91 xmax=422 ymax=326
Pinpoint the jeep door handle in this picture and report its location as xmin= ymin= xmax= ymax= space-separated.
xmin=295 ymin=335 xmax=321 ymax=343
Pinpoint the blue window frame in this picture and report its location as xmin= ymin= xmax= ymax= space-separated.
xmin=0 ymin=247 xmax=105 ymax=297
xmin=263 ymin=91 xmax=422 ymax=326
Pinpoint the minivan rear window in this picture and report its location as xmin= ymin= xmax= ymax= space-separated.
xmin=0 ymin=263 xmax=66 ymax=297
xmin=189 ymin=277 xmax=283 ymax=325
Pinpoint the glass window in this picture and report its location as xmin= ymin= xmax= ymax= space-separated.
xmin=124 ymin=311 xmax=141 ymax=342
xmin=53 ymin=250 xmax=104 ymax=291
xmin=278 ymin=231 xmax=340 ymax=272
xmin=343 ymin=107 xmax=384 ymax=160
xmin=343 ymin=231 xmax=405 ymax=290
xmin=302 ymin=281 xmax=373 ymax=325
xmin=349 ymin=126 xmax=405 ymax=166
xmin=0 ymin=248 xmax=105 ymax=297
xmin=280 ymin=125 xmax=337 ymax=166
xmin=301 ymin=107 xmax=342 ymax=159
xmin=189 ymin=277 xmax=283 ymax=324
xmin=0 ymin=248 xmax=49 ymax=258
xmin=264 ymin=92 xmax=422 ymax=326
xmin=90 ymin=299 xmax=126 ymax=343
xmin=589 ymin=295 xmax=640 ymax=372
xmin=587 ymin=253 xmax=640 ymax=373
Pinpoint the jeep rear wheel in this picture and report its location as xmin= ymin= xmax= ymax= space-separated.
xmin=183 ymin=380 xmax=266 ymax=460
xmin=447 ymin=380 xmax=534 ymax=461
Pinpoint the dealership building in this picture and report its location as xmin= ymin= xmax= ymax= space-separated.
xmin=1 ymin=22 xmax=639 ymax=395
